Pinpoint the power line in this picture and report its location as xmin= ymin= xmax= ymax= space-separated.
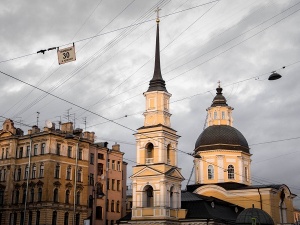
xmin=0 ymin=0 xmax=219 ymax=64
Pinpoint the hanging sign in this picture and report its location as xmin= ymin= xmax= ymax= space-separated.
xmin=57 ymin=44 xmax=76 ymax=65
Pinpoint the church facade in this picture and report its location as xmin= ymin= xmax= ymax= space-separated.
xmin=118 ymin=11 xmax=296 ymax=225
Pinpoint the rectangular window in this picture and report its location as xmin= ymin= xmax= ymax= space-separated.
xmin=222 ymin=111 xmax=225 ymax=119
xmin=41 ymin=143 xmax=45 ymax=155
xmin=98 ymin=163 xmax=103 ymax=176
xmin=112 ymin=160 xmax=115 ymax=170
xmin=96 ymin=206 xmax=103 ymax=219
xmin=98 ymin=153 xmax=104 ymax=159
xmin=78 ymin=149 xmax=83 ymax=160
xmin=107 ymin=179 xmax=110 ymax=190
xmin=117 ymin=180 xmax=120 ymax=191
xmin=90 ymin=153 xmax=94 ymax=164
xmin=112 ymin=179 xmax=115 ymax=190
xmin=89 ymin=173 xmax=94 ymax=186
xmin=19 ymin=147 xmax=23 ymax=159
xmin=26 ymin=146 xmax=30 ymax=157
xmin=56 ymin=143 xmax=61 ymax=155
xmin=34 ymin=144 xmax=38 ymax=156
xmin=67 ymin=146 xmax=72 ymax=158
xmin=117 ymin=161 xmax=121 ymax=171
xmin=107 ymin=159 xmax=110 ymax=170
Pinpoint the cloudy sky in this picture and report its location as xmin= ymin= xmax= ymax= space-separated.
xmin=1 ymin=0 xmax=300 ymax=208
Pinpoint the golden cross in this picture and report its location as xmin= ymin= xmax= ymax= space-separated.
xmin=218 ymin=80 xmax=221 ymax=87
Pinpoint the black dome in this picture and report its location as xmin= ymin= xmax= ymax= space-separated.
xmin=236 ymin=208 xmax=274 ymax=225
xmin=194 ymin=125 xmax=249 ymax=153
xmin=211 ymin=86 xmax=228 ymax=107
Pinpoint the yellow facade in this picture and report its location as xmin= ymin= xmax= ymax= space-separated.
xmin=0 ymin=119 xmax=91 ymax=225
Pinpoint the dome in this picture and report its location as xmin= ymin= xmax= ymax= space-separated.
xmin=211 ymin=86 xmax=228 ymax=107
xmin=194 ymin=125 xmax=249 ymax=153
xmin=236 ymin=207 xmax=274 ymax=225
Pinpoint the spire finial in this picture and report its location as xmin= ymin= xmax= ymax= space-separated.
xmin=218 ymin=80 xmax=221 ymax=88
xmin=155 ymin=7 xmax=161 ymax=23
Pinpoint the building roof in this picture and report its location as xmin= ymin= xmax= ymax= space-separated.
xmin=181 ymin=192 xmax=243 ymax=223
xmin=118 ymin=191 xmax=243 ymax=224
xmin=194 ymin=125 xmax=250 ymax=153
xmin=186 ymin=182 xmax=285 ymax=193
xmin=147 ymin=22 xmax=167 ymax=92
xmin=236 ymin=207 xmax=274 ymax=225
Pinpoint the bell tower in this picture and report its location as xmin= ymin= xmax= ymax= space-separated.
xmin=131 ymin=10 xmax=186 ymax=222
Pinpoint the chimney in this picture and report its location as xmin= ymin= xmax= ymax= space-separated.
xmin=61 ymin=122 xmax=73 ymax=133
xmin=112 ymin=143 xmax=120 ymax=151
xmin=31 ymin=125 xmax=40 ymax=134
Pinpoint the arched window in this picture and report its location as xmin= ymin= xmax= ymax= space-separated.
xmin=38 ymin=188 xmax=42 ymax=202
xmin=64 ymin=212 xmax=69 ymax=225
xmin=244 ymin=167 xmax=248 ymax=181
xmin=208 ymin=165 xmax=214 ymax=179
xmin=53 ymin=188 xmax=58 ymax=202
xmin=52 ymin=211 xmax=57 ymax=225
xmin=170 ymin=186 xmax=174 ymax=208
xmin=228 ymin=165 xmax=234 ymax=179
xmin=76 ymin=192 xmax=80 ymax=205
xmin=146 ymin=143 xmax=154 ymax=164
xmin=146 ymin=143 xmax=154 ymax=158
xmin=111 ymin=200 xmax=115 ymax=212
xmin=167 ymin=144 xmax=171 ymax=164
xmin=214 ymin=111 xmax=217 ymax=119
xmin=65 ymin=190 xmax=70 ymax=204
xmin=144 ymin=185 xmax=154 ymax=207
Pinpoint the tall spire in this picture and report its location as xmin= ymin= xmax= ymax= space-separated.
xmin=147 ymin=7 xmax=167 ymax=92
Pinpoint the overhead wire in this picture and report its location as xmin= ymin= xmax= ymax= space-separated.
xmin=10 ymin=0 xmax=171 ymax=121
xmin=73 ymin=1 xmax=300 ymax=118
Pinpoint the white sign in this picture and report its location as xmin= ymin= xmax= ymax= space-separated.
xmin=57 ymin=45 xmax=76 ymax=65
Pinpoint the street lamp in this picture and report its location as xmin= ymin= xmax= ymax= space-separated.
xmin=268 ymin=71 xmax=282 ymax=80
xmin=90 ymin=182 xmax=105 ymax=225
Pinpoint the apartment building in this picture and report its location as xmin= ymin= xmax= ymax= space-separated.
xmin=0 ymin=118 xmax=127 ymax=225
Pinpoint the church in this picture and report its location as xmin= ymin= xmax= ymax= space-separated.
xmin=118 ymin=13 xmax=296 ymax=225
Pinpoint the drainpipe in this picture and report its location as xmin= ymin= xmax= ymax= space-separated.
xmin=103 ymin=148 xmax=109 ymax=224
xmin=73 ymin=141 xmax=79 ymax=225
xmin=257 ymin=188 xmax=262 ymax=209
xmin=23 ymin=136 xmax=32 ymax=225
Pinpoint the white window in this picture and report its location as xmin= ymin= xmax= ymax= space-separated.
xmin=228 ymin=165 xmax=234 ymax=179
xmin=222 ymin=111 xmax=225 ymax=119
xmin=208 ymin=165 xmax=214 ymax=179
